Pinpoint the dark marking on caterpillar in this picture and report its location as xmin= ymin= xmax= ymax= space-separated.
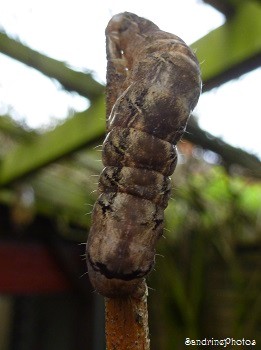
xmin=86 ymin=12 xmax=201 ymax=298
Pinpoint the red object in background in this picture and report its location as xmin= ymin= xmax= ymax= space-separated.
xmin=0 ymin=241 xmax=72 ymax=294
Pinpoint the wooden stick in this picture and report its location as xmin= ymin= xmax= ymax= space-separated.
xmin=105 ymin=282 xmax=150 ymax=350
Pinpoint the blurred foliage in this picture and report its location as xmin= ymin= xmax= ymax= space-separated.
xmin=165 ymin=164 xmax=260 ymax=244
xmin=148 ymin=160 xmax=261 ymax=349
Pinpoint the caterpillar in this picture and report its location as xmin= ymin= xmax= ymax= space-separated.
xmin=86 ymin=12 xmax=201 ymax=298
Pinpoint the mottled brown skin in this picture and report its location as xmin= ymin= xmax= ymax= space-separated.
xmin=86 ymin=12 xmax=201 ymax=297
xmin=102 ymin=127 xmax=177 ymax=176
xmin=99 ymin=166 xmax=171 ymax=208
xmin=87 ymin=192 xmax=164 ymax=297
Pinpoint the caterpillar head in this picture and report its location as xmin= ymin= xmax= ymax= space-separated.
xmin=86 ymin=192 xmax=164 ymax=298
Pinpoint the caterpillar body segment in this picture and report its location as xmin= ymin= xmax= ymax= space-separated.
xmin=86 ymin=12 xmax=201 ymax=297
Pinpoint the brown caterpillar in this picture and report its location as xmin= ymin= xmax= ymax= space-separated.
xmin=86 ymin=12 xmax=201 ymax=297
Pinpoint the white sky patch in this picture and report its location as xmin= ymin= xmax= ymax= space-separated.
xmin=195 ymin=68 xmax=261 ymax=157
xmin=0 ymin=53 xmax=89 ymax=129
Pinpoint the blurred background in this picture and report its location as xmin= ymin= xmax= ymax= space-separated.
xmin=0 ymin=0 xmax=260 ymax=349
